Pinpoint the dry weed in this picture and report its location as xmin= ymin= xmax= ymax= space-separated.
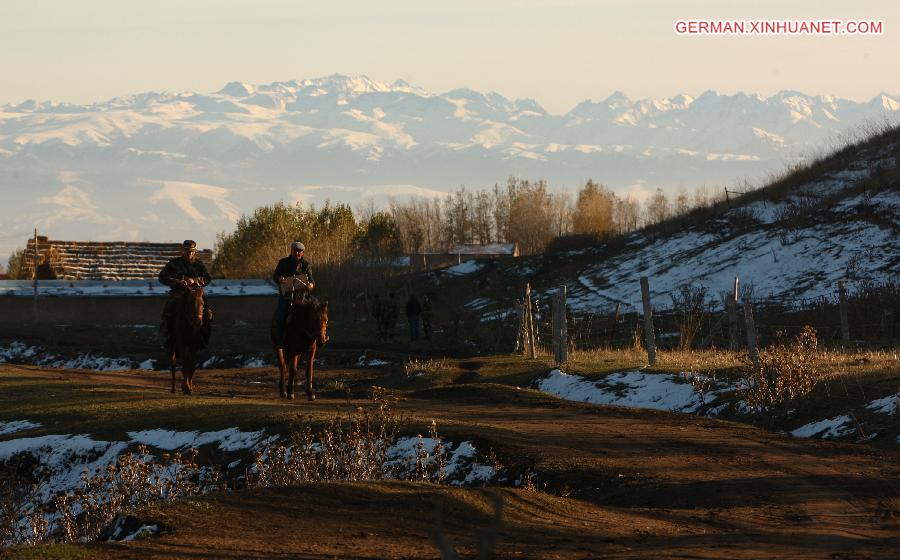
xmin=1 ymin=445 xmax=216 ymax=547
xmin=404 ymin=357 xmax=450 ymax=377
xmin=740 ymin=326 xmax=822 ymax=412
xmin=249 ymin=389 xmax=448 ymax=487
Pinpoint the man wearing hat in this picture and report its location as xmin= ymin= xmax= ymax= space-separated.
xmin=159 ymin=240 xmax=212 ymax=349
xmin=272 ymin=241 xmax=316 ymax=346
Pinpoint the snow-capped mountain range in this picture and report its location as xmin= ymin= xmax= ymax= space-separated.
xmin=0 ymin=74 xmax=897 ymax=257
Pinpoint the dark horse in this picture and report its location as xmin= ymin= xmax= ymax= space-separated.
xmin=271 ymin=298 xmax=329 ymax=400
xmin=169 ymin=286 xmax=207 ymax=394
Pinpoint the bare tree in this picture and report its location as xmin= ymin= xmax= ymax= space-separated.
xmin=645 ymin=188 xmax=671 ymax=225
xmin=507 ymin=179 xmax=553 ymax=254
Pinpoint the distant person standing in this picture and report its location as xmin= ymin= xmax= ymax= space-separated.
xmin=405 ymin=294 xmax=422 ymax=341
xmin=422 ymin=295 xmax=433 ymax=340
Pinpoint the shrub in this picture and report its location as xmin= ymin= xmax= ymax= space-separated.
xmin=740 ymin=325 xmax=822 ymax=414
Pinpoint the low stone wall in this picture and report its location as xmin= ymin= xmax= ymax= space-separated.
xmin=0 ymin=295 xmax=277 ymax=326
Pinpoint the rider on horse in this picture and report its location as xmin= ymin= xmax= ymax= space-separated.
xmin=273 ymin=241 xmax=316 ymax=347
xmin=159 ymin=240 xmax=212 ymax=350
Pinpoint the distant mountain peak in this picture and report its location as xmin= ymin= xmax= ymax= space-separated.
xmin=218 ymin=82 xmax=256 ymax=97
xmin=603 ymin=90 xmax=632 ymax=108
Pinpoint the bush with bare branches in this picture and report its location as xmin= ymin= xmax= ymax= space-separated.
xmin=740 ymin=326 xmax=822 ymax=418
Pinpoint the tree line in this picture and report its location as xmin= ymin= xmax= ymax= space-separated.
xmin=4 ymin=177 xmax=725 ymax=280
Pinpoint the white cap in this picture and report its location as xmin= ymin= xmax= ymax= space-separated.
xmin=291 ymin=241 xmax=305 ymax=252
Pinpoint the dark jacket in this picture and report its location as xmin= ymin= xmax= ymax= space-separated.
xmin=159 ymin=257 xmax=211 ymax=291
xmin=405 ymin=296 xmax=422 ymax=317
xmin=273 ymin=256 xmax=314 ymax=286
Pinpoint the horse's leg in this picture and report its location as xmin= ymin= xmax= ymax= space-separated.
xmin=305 ymin=341 xmax=317 ymax=401
xmin=185 ymin=351 xmax=195 ymax=395
xmin=181 ymin=348 xmax=192 ymax=395
xmin=286 ymin=349 xmax=296 ymax=400
xmin=275 ymin=347 xmax=287 ymax=398
xmin=170 ymin=349 xmax=177 ymax=393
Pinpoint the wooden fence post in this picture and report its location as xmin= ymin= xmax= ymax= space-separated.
xmin=524 ymin=283 xmax=536 ymax=359
xmin=515 ymin=298 xmax=524 ymax=353
xmin=553 ymin=285 xmax=567 ymax=364
xmin=743 ymin=302 xmax=760 ymax=367
xmin=728 ymin=276 xmax=739 ymax=349
xmin=640 ymin=276 xmax=657 ymax=365
xmin=838 ymin=280 xmax=850 ymax=347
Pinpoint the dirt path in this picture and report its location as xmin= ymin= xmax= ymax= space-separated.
xmin=2 ymin=364 xmax=898 ymax=558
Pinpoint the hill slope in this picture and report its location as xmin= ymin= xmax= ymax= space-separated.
xmin=451 ymin=125 xmax=899 ymax=313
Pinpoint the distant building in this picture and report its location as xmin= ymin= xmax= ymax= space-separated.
xmin=21 ymin=237 xmax=214 ymax=280
xmin=409 ymin=243 xmax=519 ymax=270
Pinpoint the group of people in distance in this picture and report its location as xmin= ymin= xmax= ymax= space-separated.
xmin=158 ymin=239 xmax=315 ymax=351
xmin=371 ymin=292 xmax=432 ymax=342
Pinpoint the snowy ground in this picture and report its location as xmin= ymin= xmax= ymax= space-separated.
xmin=0 ymin=423 xmax=500 ymax=539
xmin=0 ymin=341 xmax=271 ymax=371
xmin=535 ymin=368 xmax=724 ymax=414
xmin=0 ymin=279 xmax=276 ymax=297
xmin=533 ymin=369 xmax=898 ymax=445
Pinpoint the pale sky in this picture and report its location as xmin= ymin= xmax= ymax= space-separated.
xmin=1 ymin=0 xmax=896 ymax=113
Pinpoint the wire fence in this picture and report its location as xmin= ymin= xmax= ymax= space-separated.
xmin=501 ymin=279 xmax=899 ymax=354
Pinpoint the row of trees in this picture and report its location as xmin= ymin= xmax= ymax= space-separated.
xmin=3 ymin=178 xmax=726 ymax=279
xmin=210 ymin=177 xmax=726 ymax=279
xmin=388 ymin=177 xmax=724 ymax=255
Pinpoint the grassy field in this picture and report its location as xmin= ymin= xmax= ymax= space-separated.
xmin=1 ymin=334 xmax=899 ymax=558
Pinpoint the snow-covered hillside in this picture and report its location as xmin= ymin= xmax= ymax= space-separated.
xmin=456 ymin=129 xmax=899 ymax=309
xmin=0 ymin=74 xmax=897 ymax=256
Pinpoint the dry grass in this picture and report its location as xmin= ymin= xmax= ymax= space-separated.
xmin=568 ymin=343 xmax=898 ymax=379
xmin=248 ymin=389 xmax=448 ymax=487
xmin=404 ymin=357 xmax=452 ymax=378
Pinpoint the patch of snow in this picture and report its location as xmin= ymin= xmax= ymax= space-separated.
xmin=465 ymin=297 xmax=491 ymax=310
xmin=201 ymin=356 xmax=220 ymax=368
xmin=127 ymin=428 xmax=265 ymax=452
xmin=0 ymin=279 xmax=277 ymax=297
xmin=385 ymin=437 xmax=496 ymax=486
xmin=0 ymin=342 xmax=155 ymax=371
xmin=121 ymin=524 xmax=159 ymax=542
xmin=138 ymin=359 xmax=156 ymax=370
xmin=0 ymin=341 xmax=39 ymax=362
xmin=536 ymin=369 xmax=707 ymax=413
xmin=443 ymin=260 xmax=484 ymax=276
xmin=0 ymin=434 xmax=129 ymax=502
xmin=866 ymin=393 xmax=899 ymax=415
xmin=356 ymin=354 xmax=391 ymax=367
xmin=791 ymin=415 xmax=854 ymax=439
xmin=0 ymin=420 xmax=41 ymax=436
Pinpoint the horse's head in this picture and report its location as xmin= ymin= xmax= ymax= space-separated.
xmin=181 ymin=285 xmax=205 ymax=327
xmin=314 ymin=301 xmax=329 ymax=346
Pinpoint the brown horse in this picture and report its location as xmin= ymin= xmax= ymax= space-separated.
xmin=271 ymin=299 xmax=329 ymax=400
xmin=169 ymin=286 xmax=207 ymax=394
